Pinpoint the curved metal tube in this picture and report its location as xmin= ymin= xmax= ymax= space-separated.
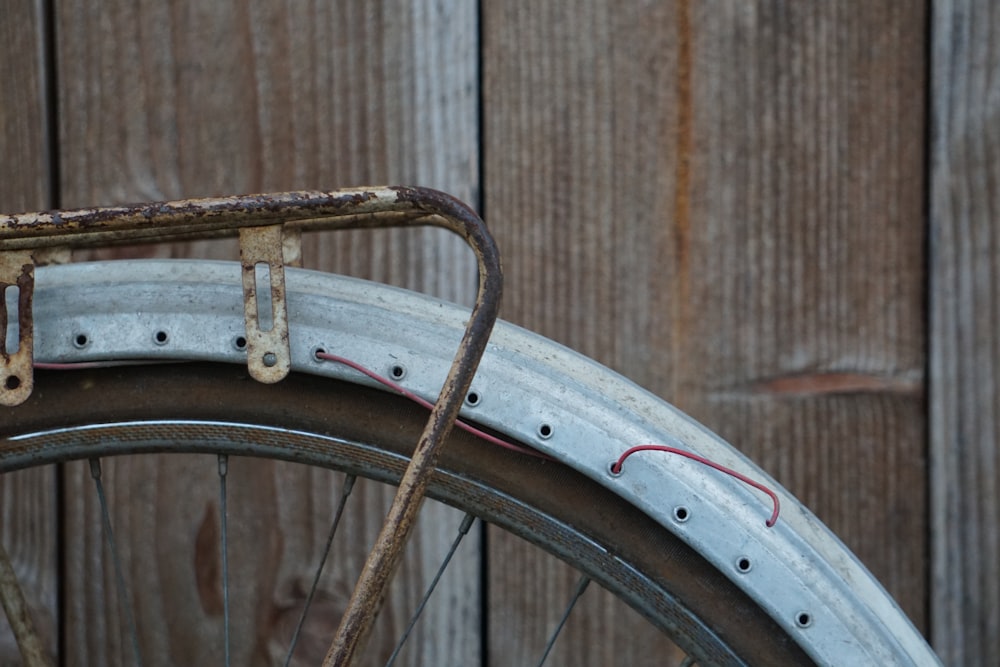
xmin=0 ymin=186 xmax=503 ymax=665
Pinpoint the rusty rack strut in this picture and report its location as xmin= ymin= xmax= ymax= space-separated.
xmin=0 ymin=187 xmax=503 ymax=666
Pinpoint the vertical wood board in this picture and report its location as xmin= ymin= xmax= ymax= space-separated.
xmin=483 ymin=4 xmax=928 ymax=662
xmin=483 ymin=3 xmax=689 ymax=663
xmin=930 ymin=1 xmax=1000 ymax=664
xmin=54 ymin=1 xmax=479 ymax=664
xmin=0 ymin=0 xmax=963 ymax=664
xmin=685 ymin=0 xmax=927 ymax=626
xmin=0 ymin=0 xmax=57 ymax=662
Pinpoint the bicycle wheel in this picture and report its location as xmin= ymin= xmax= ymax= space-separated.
xmin=1 ymin=259 xmax=939 ymax=666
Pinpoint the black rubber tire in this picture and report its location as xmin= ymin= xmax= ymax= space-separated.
xmin=2 ymin=363 xmax=813 ymax=666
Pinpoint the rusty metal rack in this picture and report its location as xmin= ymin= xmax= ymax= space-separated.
xmin=0 ymin=186 xmax=502 ymax=666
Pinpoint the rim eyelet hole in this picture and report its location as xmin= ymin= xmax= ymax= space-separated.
xmin=390 ymin=364 xmax=406 ymax=380
xmin=795 ymin=612 xmax=812 ymax=628
xmin=736 ymin=556 xmax=752 ymax=573
xmin=312 ymin=346 xmax=326 ymax=361
xmin=154 ymin=330 xmax=169 ymax=345
xmin=673 ymin=506 xmax=691 ymax=523
xmin=607 ymin=461 xmax=623 ymax=477
xmin=73 ymin=333 xmax=89 ymax=349
xmin=233 ymin=336 xmax=248 ymax=351
xmin=465 ymin=391 xmax=481 ymax=407
xmin=537 ymin=423 xmax=553 ymax=439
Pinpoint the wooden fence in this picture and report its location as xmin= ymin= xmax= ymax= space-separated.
xmin=0 ymin=1 xmax=996 ymax=665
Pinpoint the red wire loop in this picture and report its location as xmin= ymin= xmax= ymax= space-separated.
xmin=611 ymin=445 xmax=781 ymax=527
xmin=38 ymin=354 xmax=779 ymax=527
xmin=315 ymin=351 xmax=552 ymax=460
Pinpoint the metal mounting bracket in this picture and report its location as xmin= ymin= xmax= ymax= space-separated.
xmin=0 ymin=250 xmax=34 ymax=406
xmin=238 ymin=224 xmax=291 ymax=384
xmin=0 ymin=187 xmax=503 ymax=662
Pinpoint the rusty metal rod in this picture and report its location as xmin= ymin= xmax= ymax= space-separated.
xmin=0 ymin=186 xmax=503 ymax=665
xmin=322 ymin=189 xmax=501 ymax=665
xmin=1 ymin=188 xmax=461 ymax=249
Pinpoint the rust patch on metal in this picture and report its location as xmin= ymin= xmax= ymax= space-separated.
xmin=281 ymin=227 xmax=303 ymax=267
xmin=0 ymin=251 xmax=34 ymax=406
xmin=0 ymin=185 xmax=505 ymax=663
xmin=30 ymin=246 xmax=71 ymax=266
xmin=0 ymin=189 xmax=385 ymax=249
xmin=239 ymin=225 xmax=291 ymax=384
xmin=323 ymin=187 xmax=502 ymax=666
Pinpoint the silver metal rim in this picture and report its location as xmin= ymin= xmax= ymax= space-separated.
xmin=20 ymin=259 xmax=937 ymax=666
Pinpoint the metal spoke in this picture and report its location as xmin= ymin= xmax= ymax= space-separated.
xmin=535 ymin=575 xmax=591 ymax=667
xmin=384 ymin=513 xmax=476 ymax=667
xmin=89 ymin=458 xmax=143 ymax=667
xmin=283 ymin=473 xmax=357 ymax=667
xmin=678 ymin=656 xmax=697 ymax=667
xmin=217 ymin=455 xmax=231 ymax=667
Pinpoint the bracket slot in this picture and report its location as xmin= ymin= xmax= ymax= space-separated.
xmin=238 ymin=225 xmax=290 ymax=384
xmin=0 ymin=251 xmax=34 ymax=406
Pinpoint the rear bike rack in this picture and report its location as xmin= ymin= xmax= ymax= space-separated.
xmin=0 ymin=187 xmax=502 ymax=666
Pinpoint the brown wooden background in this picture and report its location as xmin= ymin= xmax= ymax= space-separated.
xmin=1 ymin=1 xmax=997 ymax=665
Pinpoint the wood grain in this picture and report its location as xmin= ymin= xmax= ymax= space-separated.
xmin=2 ymin=0 xmax=962 ymax=664
xmin=483 ymin=2 xmax=928 ymax=661
xmin=55 ymin=1 xmax=479 ymax=664
xmin=930 ymin=1 xmax=1000 ymax=664
xmin=483 ymin=3 xmax=689 ymax=663
xmin=683 ymin=0 xmax=927 ymax=626
xmin=0 ymin=0 xmax=57 ymax=662
xmin=61 ymin=458 xmax=478 ymax=667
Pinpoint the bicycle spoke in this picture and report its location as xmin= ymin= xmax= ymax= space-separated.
xmin=283 ymin=473 xmax=357 ymax=667
xmin=88 ymin=458 xmax=143 ymax=667
xmin=384 ymin=513 xmax=476 ymax=667
xmin=534 ymin=575 xmax=590 ymax=667
xmin=678 ymin=656 xmax=697 ymax=667
xmin=217 ymin=455 xmax=231 ymax=667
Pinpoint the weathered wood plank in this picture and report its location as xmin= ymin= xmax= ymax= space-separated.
xmin=483 ymin=3 xmax=688 ymax=663
xmin=55 ymin=1 xmax=479 ymax=664
xmin=62 ymin=457 xmax=478 ymax=666
xmin=682 ymin=0 xmax=927 ymax=627
xmin=0 ymin=0 xmax=57 ymax=662
xmin=930 ymin=1 xmax=1000 ymax=664
xmin=483 ymin=1 xmax=927 ymax=661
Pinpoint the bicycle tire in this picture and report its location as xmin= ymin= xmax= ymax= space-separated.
xmin=0 ymin=260 xmax=939 ymax=666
